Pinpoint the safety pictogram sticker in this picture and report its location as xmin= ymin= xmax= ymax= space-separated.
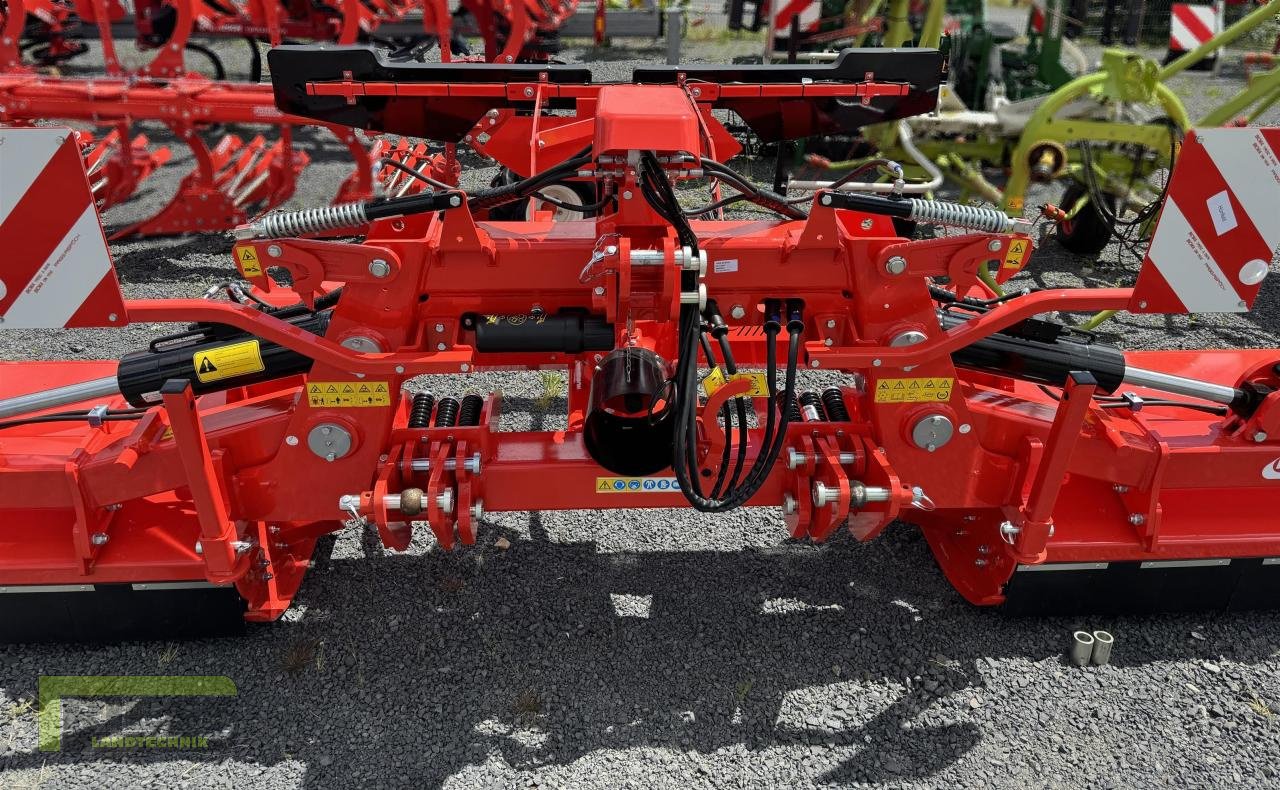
xmin=232 ymin=245 xmax=263 ymax=277
xmin=873 ymin=377 xmax=954 ymax=403
xmin=595 ymin=476 xmax=681 ymax=493
xmin=307 ymin=381 xmax=392 ymax=408
xmin=193 ymin=340 xmax=265 ymax=384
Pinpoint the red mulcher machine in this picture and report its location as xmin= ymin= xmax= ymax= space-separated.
xmin=0 ymin=47 xmax=1278 ymax=641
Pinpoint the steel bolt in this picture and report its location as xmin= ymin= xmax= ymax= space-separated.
xmin=368 ymin=259 xmax=391 ymax=278
xmin=91 ymin=532 xmax=109 ymax=546
xmin=435 ymin=323 xmax=446 ymax=332
xmin=860 ymin=218 xmax=873 ymax=230
xmin=730 ymin=304 xmax=746 ymax=320
xmin=826 ymin=319 xmax=837 ymax=329
xmin=1128 ymin=513 xmax=1146 ymax=526
xmin=523 ymin=87 xmax=534 ymax=97
xmin=987 ymin=239 xmax=1003 ymax=252
xmin=782 ymin=492 xmax=798 ymax=516
xmin=471 ymin=499 xmax=484 ymax=521
xmin=1254 ymin=431 xmax=1269 ymax=443
xmin=812 ymin=482 xmax=838 ymax=508
xmin=822 ymin=195 xmax=834 ymax=206
xmin=810 ymin=360 xmax=821 ymax=368
xmin=285 ymin=435 xmax=299 ymax=446
xmin=885 ymin=256 xmax=907 ymax=275
xmin=1113 ymin=484 xmax=1129 ymax=493
xmin=594 ymin=286 xmax=605 ymax=296
xmin=437 ymin=490 xmax=455 ymax=515
xmin=267 ymin=244 xmax=282 ymax=258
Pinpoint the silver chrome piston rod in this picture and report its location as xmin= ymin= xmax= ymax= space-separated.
xmin=1121 ymin=366 xmax=1241 ymax=406
xmin=0 ymin=376 xmax=121 ymax=419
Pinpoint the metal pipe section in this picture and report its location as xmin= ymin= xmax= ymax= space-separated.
xmin=1070 ymin=631 xmax=1095 ymax=667
xmin=1121 ymin=366 xmax=1240 ymax=406
xmin=0 ymin=376 xmax=121 ymax=420
xmin=787 ymin=121 xmax=944 ymax=195
xmin=1091 ymin=630 xmax=1114 ymax=666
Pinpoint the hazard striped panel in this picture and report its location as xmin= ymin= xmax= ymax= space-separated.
xmin=1168 ymin=2 xmax=1221 ymax=54
xmin=1130 ymin=128 xmax=1280 ymax=315
xmin=773 ymin=0 xmax=820 ymax=36
xmin=0 ymin=127 xmax=124 ymax=329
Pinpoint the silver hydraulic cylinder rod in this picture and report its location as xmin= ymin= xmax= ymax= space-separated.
xmin=1121 ymin=366 xmax=1240 ymax=406
xmin=0 ymin=375 xmax=121 ymax=420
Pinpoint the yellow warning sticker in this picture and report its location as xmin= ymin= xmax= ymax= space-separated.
xmin=1007 ymin=196 xmax=1024 ymax=213
xmin=233 ymin=245 xmax=263 ymax=277
xmin=307 ymin=381 xmax=392 ymax=408
xmin=702 ymin=368 xmax=770 ymax=397
xmin=193 ymin=340 xmax=265 ymax=384
xmin=596 ymin=476 xmax=681 ymax=493
xmin=1002 ymin=238 xmax=1031 ymax=271
xmin=873 ymin=377 xmax=954 ymax=403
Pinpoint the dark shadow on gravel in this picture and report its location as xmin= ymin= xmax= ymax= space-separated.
xmin=4 ymin=520 xmax=1280 ymax=787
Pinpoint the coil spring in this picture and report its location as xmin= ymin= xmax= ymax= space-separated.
xmin=798 ymin=391 xmax=827 ymax=422
xmin=434 ymin=396 xmax=460 ymax=427
xmin=458 ymin=394 xmax=484 ymax=427
xmin=777 ymin=392 xmax=802 ymax=424
xmin=908 ymin=198 xmax=1012 ymax=234
xmin=408 ymin=392 xmax=435 ymax=428
xmin=821 ymin=387 xmax=851 ymax=422
xmin=255 ymin=202 xmax=368 ymax=239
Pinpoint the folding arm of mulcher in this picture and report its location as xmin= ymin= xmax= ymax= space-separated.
xmin=1 ymin=47 xmax=1278 ymax=640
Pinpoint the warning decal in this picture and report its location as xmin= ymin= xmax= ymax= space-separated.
xmin=595 ymin=476 xmax=680 ymax=494
xmin=703 ymin=368 xmax=770 ymax=397
xmin=873 ymin=377 xmax=954 ymax=403
xmin=1002 ymin=238 xmax=1031 ymax=271
xmin=233 ymin=245 xmax=263 ymax=277
xmin=193 ymin=340 xmax=266 ymax=384
xmin=308 ymin=381 xmax=392 ymax=408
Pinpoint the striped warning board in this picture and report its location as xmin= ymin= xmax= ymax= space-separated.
xmin=1130 ymin=128 xmax=1280 ymax=315
xmin=0 ymin=128 xmax=123 ymax=329
xmin=1168 ymin=2 xmax=1222 ymax=60
xmin=772 ymin=0 xmax=820 ymax=37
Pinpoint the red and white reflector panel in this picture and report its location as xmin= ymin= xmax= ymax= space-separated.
xmin=1130 ymin=127 xmax=1280 ymax=314
xmin=1168 ymin=2 xmax=1222 ymax=54
xmin=773 ymin=0 xmax=820 ymax=36
xmin=0 ymin=127 xmax=124 ymax=329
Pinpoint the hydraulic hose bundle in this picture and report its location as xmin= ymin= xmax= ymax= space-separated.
xmin=637 ymin=151 xmax=803 ymax=512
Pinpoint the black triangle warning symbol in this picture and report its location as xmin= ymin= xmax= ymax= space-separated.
xmin=198 ymin=357 xmax=218 ymax=374
xmin=240 ymin=249 xmax=254 ymax=261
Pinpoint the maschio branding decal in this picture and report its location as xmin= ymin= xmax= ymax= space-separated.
xmin=1263 ymin=457 xmax=1280 ymax=481
xmin=38 ymin=675 xmax=236 ymax=751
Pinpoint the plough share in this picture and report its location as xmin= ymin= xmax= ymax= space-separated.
xmin=1 ymin=48 xmax=1278 ymax=641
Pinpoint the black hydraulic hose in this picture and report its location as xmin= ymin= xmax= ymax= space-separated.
xmin=469 ymin=150 xmax=593 ymax=210
xmin=698 ymin=160 xmax=806 ymax=219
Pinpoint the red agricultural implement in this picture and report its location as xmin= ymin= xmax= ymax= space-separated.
xmin=0 ymin=48 xmax=1278 ymax=642
xmin=7 ymin=0 xmax=577 ymax=75
xmin=0 ymin=0 xmax=576 ymax=238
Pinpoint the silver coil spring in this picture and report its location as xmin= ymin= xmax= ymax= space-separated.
xmin=908 ymin=198 xmax=1012 ymax=234
xmin=255 ymin=202 xmax=369 ymax=239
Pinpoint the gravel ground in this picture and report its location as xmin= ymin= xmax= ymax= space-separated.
xmin=3 ymin=27 xmax=1280 ymax=790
